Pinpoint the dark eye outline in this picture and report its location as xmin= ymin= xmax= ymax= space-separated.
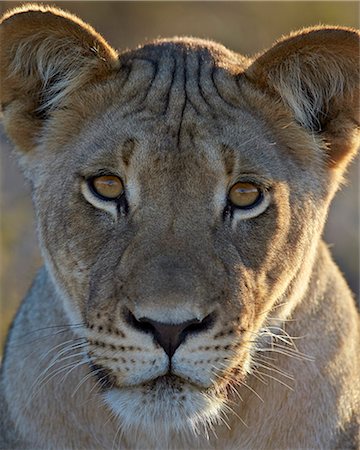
xmin=87 ymin=174 xmax=125 ymax=203
xmin=227 ymin=182 xmax=264 ymax=210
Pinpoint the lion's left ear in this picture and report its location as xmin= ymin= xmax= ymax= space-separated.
xmin=245 ymin=26 xmax=360 ymax=170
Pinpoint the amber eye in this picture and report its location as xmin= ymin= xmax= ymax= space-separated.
xmin=90 ymin=175 xmax=124 ymax=200
xmin=228 ymin=182 xmax=261 ymax=209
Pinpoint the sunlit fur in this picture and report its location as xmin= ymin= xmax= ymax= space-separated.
xmin=0 ymin=5 xmax=359 ymax=450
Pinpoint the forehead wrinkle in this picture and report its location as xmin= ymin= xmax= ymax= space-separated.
xmin=116 ymin=42 xmax=247 ymax=128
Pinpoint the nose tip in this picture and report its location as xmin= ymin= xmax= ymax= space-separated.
xmin=140 ymin=319 xmax=198 ymax=358
xmin=124 ymin=310 xmax=215 ymax=358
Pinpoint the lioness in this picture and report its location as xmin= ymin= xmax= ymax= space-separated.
xmin=0 ymin=4 xmax=359 ymax=449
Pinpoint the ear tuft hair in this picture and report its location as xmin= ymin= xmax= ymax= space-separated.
xmin=246 ymin=27 xmax=360 ymax=168
xmin=0 ymin=4 xmax=119 ymax=150
xmin=268 ymin=50 xmax=348 ymax=131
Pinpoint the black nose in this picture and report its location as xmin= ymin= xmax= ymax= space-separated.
xmin=124 ymin=310 xmax=215 ymax=358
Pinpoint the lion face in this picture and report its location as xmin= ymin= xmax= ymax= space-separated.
xmin=29 ymin=42 xmax=329 ymax=434
xmin=1 ymin=6 xmax=358 ymax=439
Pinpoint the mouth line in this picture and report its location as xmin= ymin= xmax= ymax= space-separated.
xmin=88 ymin=360 xmax=204 ymax=392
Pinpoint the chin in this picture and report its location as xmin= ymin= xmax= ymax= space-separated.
xmin=103 ymin=375 xmax=226 ymax=441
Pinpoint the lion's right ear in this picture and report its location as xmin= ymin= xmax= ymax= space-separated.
xmin=0 ymin=5 xmax=119 ymax=151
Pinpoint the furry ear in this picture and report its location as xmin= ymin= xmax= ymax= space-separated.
xmin=245 ymin=26 xmax=360 ymax=169
xmin=0 ymin=4 xmax=119 ymax=151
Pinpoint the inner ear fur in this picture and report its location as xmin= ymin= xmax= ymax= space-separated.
xmin=0 ymin=4 xmax=119 ymax=151
xmin=245 ymin=26 xmax=360 ymax=169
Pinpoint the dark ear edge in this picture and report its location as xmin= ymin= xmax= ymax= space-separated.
xmin=245 ymin=26 xmax=360 ymax=170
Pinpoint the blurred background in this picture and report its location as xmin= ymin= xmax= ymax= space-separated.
xmin=1 ymin=1 xmax=359 ymax=352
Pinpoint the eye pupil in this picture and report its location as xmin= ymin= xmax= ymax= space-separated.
xmin=91 ymin=175 xmax=124 ymax=200
xmin=229 ymin=182 xmax=261 ymax=208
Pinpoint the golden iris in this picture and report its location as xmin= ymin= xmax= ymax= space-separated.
xmin=229 ymin=182 xmax=261 ymax=208
xmin=91 ymin=175 xmax=124 ymax=200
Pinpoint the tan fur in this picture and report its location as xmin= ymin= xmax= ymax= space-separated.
xmin=0 ymin=5 xmax=359 ymax=449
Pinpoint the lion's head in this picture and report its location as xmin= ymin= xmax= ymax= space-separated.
xmin=1 ymin=5 xmax=359 ymax=439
